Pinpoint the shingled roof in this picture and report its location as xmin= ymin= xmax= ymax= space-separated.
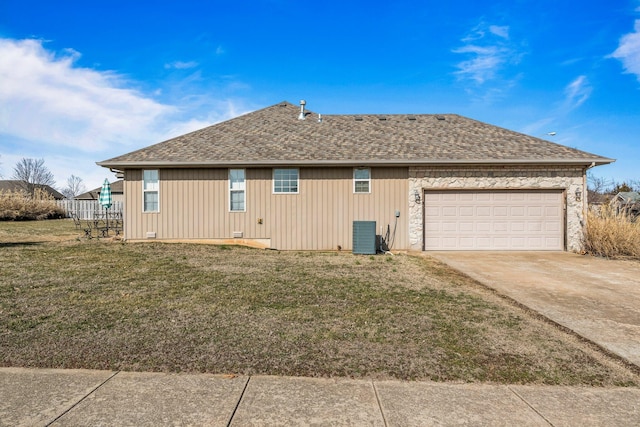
xmin=98 ymin=101 xmax=613 ymax=168
xmin=0 ymin=180 xmax=65 ymax=199
xmin=75 ymin=180 xmax=124 ymax=200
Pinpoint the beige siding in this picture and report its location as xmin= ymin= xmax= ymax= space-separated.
xmin=124 ymin=167 xmax=409 ymax=250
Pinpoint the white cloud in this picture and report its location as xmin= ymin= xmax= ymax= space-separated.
xmin=164 ymin=60 xmax=199 ymax=69
xmin=489 ymin=25 xmax=509 ymax=39
xmin=610 ymin=19 xmax=640 ymax=80
xmin=0 ymin=38 xmax=250 ymax=190
xmin=215 ymin=45 xmax=225 ymax=55
xmin=0 ymin=38 xmax=175 ymax=152
xmin=564 ymin=75 xmax=592 ymax=110
xmin=520 ymin=76 xmax=592 ymax=140
xmin=453 ymin=47 xmax=504 ymax=83
xmin=453 ymin=23 xmax=521 ymax=85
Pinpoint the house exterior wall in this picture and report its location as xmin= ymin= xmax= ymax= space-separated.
xmin=124 ymin=167 xmax=409 ymax=250
xmin=408 ymin=166 xmax=587 ymax=252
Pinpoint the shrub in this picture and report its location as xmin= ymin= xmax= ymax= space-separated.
xmin=583 ymin=205 xmax=640 ymax=260
xmin=0 ymin=188 xmax=66 ymax=221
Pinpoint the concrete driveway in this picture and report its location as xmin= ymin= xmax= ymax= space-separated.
xmin=427 ymin=252 xmax=640 ymax=368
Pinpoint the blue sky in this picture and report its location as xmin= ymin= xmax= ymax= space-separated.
xmin=1 ymin=0 xmax=639 ymax=191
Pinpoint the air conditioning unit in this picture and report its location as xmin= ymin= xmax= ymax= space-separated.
xmin=352 ymin=221 xmax=376 ymax=255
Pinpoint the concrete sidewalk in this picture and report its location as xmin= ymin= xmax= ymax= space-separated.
xmin=1 ymin=368 xmax=639 ymax=426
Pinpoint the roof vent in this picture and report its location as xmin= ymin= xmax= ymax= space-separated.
xmin=407 ymin=115 xmax=416 ymax=121
xmin=318 ymin=113 xmax=323 ymax=123
xmin=378 ymin=116 xmax=387 ymax=121
xmin=298 ymin=100 xmax=306 ymax=120
xmin=354 ymin=116 xmax=363 ymax=121
xmin=436 ymin=115 xmax=446 ymax=121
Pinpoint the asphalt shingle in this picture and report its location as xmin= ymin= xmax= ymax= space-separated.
xmin=98 ymin=101 xmax=613 ymax=167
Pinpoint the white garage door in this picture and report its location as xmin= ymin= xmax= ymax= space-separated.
xmin=424 ymin=190 xmax=564 ymax=250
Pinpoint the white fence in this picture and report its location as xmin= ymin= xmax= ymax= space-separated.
xmin=56 ymin=200 xmax=124 ymax=219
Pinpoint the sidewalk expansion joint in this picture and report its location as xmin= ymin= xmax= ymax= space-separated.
xmin=226 ymin=375 xmax=251 ymax=427
xmin=45 ymin=370 xmax=121 ymax=426
xmin=507 ymin=386 xmax=554 ymax=427
xmin=371 ymin=380 xmax=389 ymax=427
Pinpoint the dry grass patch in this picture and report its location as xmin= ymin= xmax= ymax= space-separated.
xmin=0 ymin=189 xmax=65 ymax=221
xmin=0 ymin=220 xmax=637 ymax=386
xmin=584 ymin=206 xmax=640 ymax=260
xmin=0 ymin=218 xmax=79 ymax=244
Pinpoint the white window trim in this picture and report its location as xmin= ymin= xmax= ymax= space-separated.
xmin=142 ymin=169 xmax=159 ymax=213
xmin=353 ymin=167 xmax=371 ymax=194
xmin=272 ymin=168 xmax=300 ymax=194
xmin=229 ymin=169 xmax=246 ymax=212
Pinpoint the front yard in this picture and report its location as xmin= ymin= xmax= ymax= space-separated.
xmin=0 ymin=219 xmax=637 ymax=385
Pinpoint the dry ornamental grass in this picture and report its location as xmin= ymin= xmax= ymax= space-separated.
xmin=0 ymin=188 xmax=65 ymax=221
xmin=0 ymin=219 xmax=638 ymax=386
xmin=584 ymin=206 xmax=640 ymax=260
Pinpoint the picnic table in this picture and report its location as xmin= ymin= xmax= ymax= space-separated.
xmin=82 ymin=211 xmax=123 ymax=238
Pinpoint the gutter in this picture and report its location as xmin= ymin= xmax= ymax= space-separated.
xmin=97 ymin=157 xmax=615 ymax=169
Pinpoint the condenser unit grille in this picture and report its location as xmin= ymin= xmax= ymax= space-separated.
xmin=352 ymin=221 xmax=376 ymax=255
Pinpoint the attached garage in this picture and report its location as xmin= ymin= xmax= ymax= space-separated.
xmin=424 ymin=190 xmax=564 ymax=251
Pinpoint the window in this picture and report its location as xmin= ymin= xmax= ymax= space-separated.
xmin=273 ymin=168 xmax=299 ymax=193
xmin=354 ymin=168 xmax=371 ymax=193
xmin=143 ymin=170 xmax=159 ymax=212
xmin=229 ymin=169 xmax=245 ymax=211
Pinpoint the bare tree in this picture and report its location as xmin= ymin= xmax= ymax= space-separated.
xmin=628 ymin=179 xmax=640 ymax=192
xmin=11 ymin=158 xmax=56 ymax=195
xmin=61 ymin=175 xmax=87 ymax=199
xmin=587 ymin=172 xmax=613 ymax=194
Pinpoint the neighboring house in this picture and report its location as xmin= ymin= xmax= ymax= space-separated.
xmin=98 ymin=101 xmax=613 ymax=252
xmin=587 ymin=190 xmax=610 ymax=214
xmin=610 ymin=192 xmax=640 ymax=219
xmin=0 ymin=180 xmax=65 ymax=200
xmin=75 ymin=180 xmax=125 ymax=203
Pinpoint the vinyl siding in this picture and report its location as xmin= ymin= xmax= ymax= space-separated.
xmin=124 ymin=167 xmax=409 ymax=250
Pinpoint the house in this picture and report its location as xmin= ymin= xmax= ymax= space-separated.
xmin=98 ymin=101 xmax=613 ymax=252
xmin=587 ymin=190 xmax=610 ymax=214
xmin=0 ymin=180 xmax=65 ymax=200
xmin=75 ymin=180 xmax=125 ymax=203
xmin=610 ymin=192 xmax=640 ymax=219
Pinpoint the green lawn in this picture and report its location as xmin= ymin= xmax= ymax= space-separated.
xmin=0 ymin=219 xmax=637 ymax=385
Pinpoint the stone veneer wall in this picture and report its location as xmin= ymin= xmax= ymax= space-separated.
xmin=408 ymin=166 xmax=587 ymax=252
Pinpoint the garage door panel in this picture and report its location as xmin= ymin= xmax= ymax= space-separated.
xmin=511 ymin=237 xmax=527 ymax=248
xmin=511 ymin=222 xmax=525 ymax=232
xmin=494 ymin=222 xmax=508 ymax=232
xmin=546 ymin=222 xmax=560 ymax=232
xmin=476 ymin=238 xmax=492 ymax=248
xmin=493 ymin=206 xmax=508 ymax=216
xmin=424 ymin=190 xmax=563 ymax=250
xmin=442 ymin=222 xmax=458 ymax=232
xmin=442 ymin=207 xmax=457 ymax=216
xmin=477 ymin=206 xmax=491 ymax=216
xmin=459 ymin=222 xmax=474 ymax=232
xmin=528 ymin=206 xmax=542 ymax=216
xmin=477 ymin=222 xmax=491 ymax=232
xmin=459 ymin=206 xmax=474 ymax=216
xmin=546 ymin=206 xmax=560 ymax=215
xmin=510 ymin=206 xmax=525 ymax=216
